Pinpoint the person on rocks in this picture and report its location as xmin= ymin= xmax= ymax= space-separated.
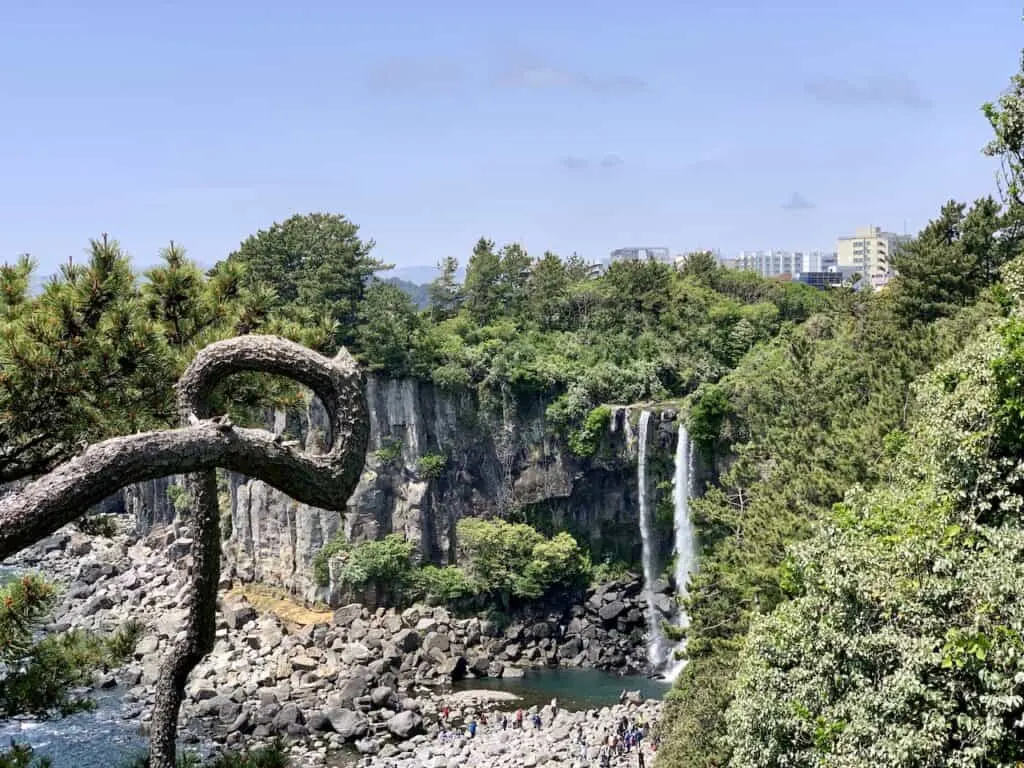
xmin=638 ymin=746 xmax=647 ymax=768
xmin=532 ymin=712 xmax=542 ymax=730
xmin=515 ymin=708 xmax=524 ymax=729
xmin=468 ymin=718 xmax=477 ymax=739
xmin=550 ymin=697 xmax=559 ymax=721
xmin=443 ymin=704 xmax=451 ymax=721
xmin=501 ymin=713 xmax=509 ymax=731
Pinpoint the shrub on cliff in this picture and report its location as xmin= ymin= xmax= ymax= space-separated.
xmin=331 ymin=534 xmax=418 ymax=604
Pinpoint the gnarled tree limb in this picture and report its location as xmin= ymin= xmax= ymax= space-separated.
xmin=0 ymin=335 xmax=369 ymax=767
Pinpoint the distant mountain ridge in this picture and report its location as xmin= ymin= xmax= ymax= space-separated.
xmin=381 ymin=277 xmax=430 ymax=309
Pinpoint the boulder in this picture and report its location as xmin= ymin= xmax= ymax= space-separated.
xmin=422 ymin=631 xmax=450 ymax=654
xmin=333 ymin=603 xmax=363 ymax=626
xmin=386 ymin=710 xmax=423 ymax=739
xmin=370 ymin=686 xmax=396 ymax=708
xmin=326 ymin=707 xmax=369 ymax=740
xmin=222 ymin=601 xmax=257 ymax=630
xmin=291 ymin=655 xmax=318 ymax=672
xmin=598 ymin=601 xmax=627 ymax=622
xmin=272 ymin=703 xmax=305 ymax=731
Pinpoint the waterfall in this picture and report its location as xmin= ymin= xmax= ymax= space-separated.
xmin=666 ymin=423 xmax=698 ymax=681
xmin=637 ymin=410 xmax=666 ymax=668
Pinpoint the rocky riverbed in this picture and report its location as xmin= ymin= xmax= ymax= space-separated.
xmin=2 ymin=519 xmax=664 ymax=766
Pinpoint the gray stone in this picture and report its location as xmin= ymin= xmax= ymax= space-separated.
xmin=422 ymin=631 xmax=449 ymax=654
xmin=273 ymin=703 xmax=304 ymax=730
xmin=386 ymin=710 xmax=423 ymax=738
xmin=222 ymin=601 xmax=257 ymax=630
xmin=80 ymin=593 xmax=113 ymax=617
xmin=291 ymin=655 xmax=318 ymax=672
xmin=393 ymin=629 xmax=420 ymax=652
xmin=326 ymin=707 xmax=369 ymax=739
xmin=333 ymin=603 xmax=363 ymax=625
xmin=370 ymin=686 xmax=395 ymax=708
xmin=598 ymin=600 xmax=627 ymax=621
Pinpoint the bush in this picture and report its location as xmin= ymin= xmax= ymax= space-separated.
xmin=415 ymin=453 xmax=448 ymax=479
xmin=590 ymin=558 xmax=630 ymax=586
xmin=166 ymin=484 xmax=191 ymax=513
xmin=456 ymin=519 xmax=590 ymax=606
xmin=416 ymin=565 xmax=474 ymax=604
xmin=105 ymin=618 xmax=144 ymax=663
xmin=76 ymin=514 xmax=118 ymax=538
xmin=373 ymin=437 xmax=402 ymax=466
xmin=0 ymin=742 xmax=51 ymax=768
xmin=567 ymin=404 xmax=611 ymax=457
xmin=0 ymin=575 xmax=144 ymax=718
xmin=122 ymin=740 xmax=288 ymax=768
xmin=336 ymin=535 xmax=417 ymax=598
xmin=312 ymin=533 xmax=347 ymax=587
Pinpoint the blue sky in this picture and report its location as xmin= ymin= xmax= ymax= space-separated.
xmin=0 ymin=0 xmax=1021 ymax=279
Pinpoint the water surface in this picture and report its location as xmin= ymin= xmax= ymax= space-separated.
xmin=450 ymin=667 xmax=670 ymax=711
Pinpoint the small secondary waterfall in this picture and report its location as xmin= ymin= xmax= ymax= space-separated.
xmin=637 ymin=410 xmax=666 ymax=667
xmin=666 ymin=423 xmax=698 ymax=681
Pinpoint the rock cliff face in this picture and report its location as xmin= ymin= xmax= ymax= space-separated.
xmin=127 ymin=376 xmax=698 ymax=607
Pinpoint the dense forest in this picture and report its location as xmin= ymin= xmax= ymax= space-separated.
xmin=2 ymin=34 xmax=1024 ymax=768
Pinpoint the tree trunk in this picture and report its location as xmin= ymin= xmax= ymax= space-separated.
xmin=0 ymin=335 xmax=369 ymax=767
xmin=148 ymin=470 xmax=219 ymax=767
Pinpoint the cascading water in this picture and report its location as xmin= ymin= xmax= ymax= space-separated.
xmin=637 ymin=410 xmax=667 ymax=668
xmin=666 ymin=423 xmax=698 ymax=681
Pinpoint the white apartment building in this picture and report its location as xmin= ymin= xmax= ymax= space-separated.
xmin=836 ymin=226 xmax=910 ymax=281
xmin=730 ymin=249 xmax=836 ymax=278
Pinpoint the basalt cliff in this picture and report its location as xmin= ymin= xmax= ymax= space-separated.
xmin=119 ymin=376 xmax=697 ymax=608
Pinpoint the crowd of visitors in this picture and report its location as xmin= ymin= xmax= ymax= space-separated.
xmin=436 ymin=694 xmax=660 ymax=766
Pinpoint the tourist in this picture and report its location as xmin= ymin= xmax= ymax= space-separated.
xmin=550 ymin=696 xmax=559 ymax=720
xmin=532 ymin=712 xmax=542 ymax=730
xmin=501 ymin=713 xmax=509 ymax=731
xmin=442 ymin=704 xmax=450 ymax=721
xmin=515 ymin=708 xmax=524 ymax=729
xmin=468 ymin=718 xmax=477 ymax=739
xmin=638 ymin=747 xmax=647 ymax=768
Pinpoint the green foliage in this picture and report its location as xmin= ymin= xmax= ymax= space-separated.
xmin=104 ymin=618 xmax=144 ymax=663
xmin=568 ymin=405 xmax=611 ymax=457
xmin=415 ymin=453 xmax=448 ymax=479
xmin=334 ymin=534 xmax=418 ymax=603
xmin=456 ymin=518 xmax=590 ymax=607
xmin=312 ymin=532 xmax=347 ymax=587
xmin=589 ymin=558 xmax=631 ymax=586
xmin=416 ymin=565 xmax=475 ymax=605
xmin=427 ymin=256 xmax=463 ymax=322
xmin=225 ymin=212 xmax=389 ymax=349
xmin=0 ymin=742 xmax=52 ymax=768
xmin=659 ymin=292 xmax=995 ymax=766
xmin=355 ymin=281 xmax=428 ymax=376
xmin=373 ymin=437 xmax=403 ymax=466
xmin=890 ymin=197 xmax=1015 ymax=325
xmin=723 ymin=319 xmax=1024 ymax=766
xmin=123 ymin=740 xmax=288 ymax=768
xmin=687 ymin=384 xmax=732 ymax=457
xmin=0 ymin=574 xmax=139 ymax=719
xmin=75 ymin=513 xmax=118 ymax=538
xmin=983 ymin=49 xmax=1024 ymax=208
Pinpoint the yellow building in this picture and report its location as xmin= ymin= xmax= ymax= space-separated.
xmin=836 ymin=226 xmax=908 ymax=285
